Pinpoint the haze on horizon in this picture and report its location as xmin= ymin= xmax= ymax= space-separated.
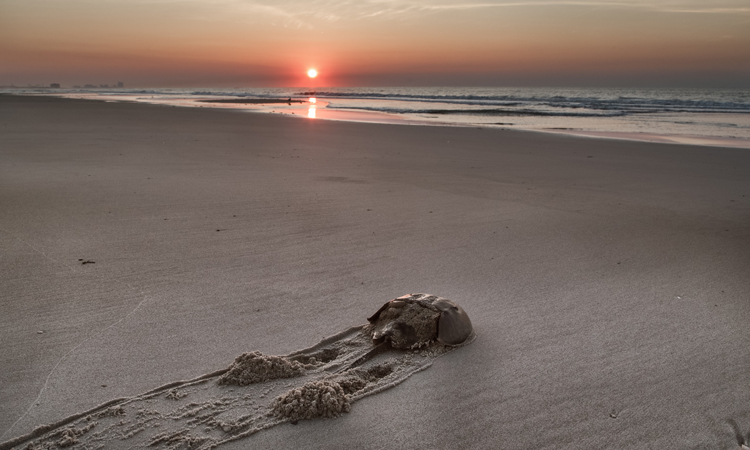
xmin=1 ymin=0 xmax=749 ymax=88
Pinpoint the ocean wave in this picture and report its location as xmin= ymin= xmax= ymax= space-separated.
xmin=299 ymin=90 xmax=750 ymax=115
xmin=324 ymin=104 xmax=630 ymax=117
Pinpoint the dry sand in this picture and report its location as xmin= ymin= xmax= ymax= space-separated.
xmin=1 ymin=94 xmax=750 ymax=449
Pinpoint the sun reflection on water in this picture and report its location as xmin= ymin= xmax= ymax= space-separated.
xmin=308 ymin=97 xmax=316 ymax=118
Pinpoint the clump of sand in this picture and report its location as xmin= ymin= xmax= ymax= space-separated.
xmin=271 ymin=380 xmax=350 ymax=421
xmin=218 ymin=352 xmax=305 ymax=386
xmin=271 ymin=364 xmax=393 ymax=422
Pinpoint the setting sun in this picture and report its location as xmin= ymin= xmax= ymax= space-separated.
xmin=307 ymin=69 xmax=318 ymax=78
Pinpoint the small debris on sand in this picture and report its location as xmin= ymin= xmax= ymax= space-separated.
xmin=95 ymin=405 xmax=124 ymax=418
xmin=165 ymin=389 xmax=187 ymax=400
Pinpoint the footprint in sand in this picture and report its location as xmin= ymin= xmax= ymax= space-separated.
xmin=1 ymin=294 xmax=474 ymax=450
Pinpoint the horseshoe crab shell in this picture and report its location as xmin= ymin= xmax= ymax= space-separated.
xmin=367 ymin=293 xmax=473 ymax=349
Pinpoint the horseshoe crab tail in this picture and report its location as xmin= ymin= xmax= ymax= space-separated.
xmin=335 ymin=341 xmax=390 ymax=374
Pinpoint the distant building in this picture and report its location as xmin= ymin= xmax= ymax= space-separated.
xmin=50 ymin=83 xmax=60 ymax=88
xmin=100 ymin=84 xmax=109 ymax=88
xmin=84 ymin=84 xmax=95 ymax=88
xmin=117 ymin=81 xmax=124 ymax=88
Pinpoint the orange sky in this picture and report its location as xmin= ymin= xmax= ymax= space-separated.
xmin=1 ymin=0 xmax=749 ymax=87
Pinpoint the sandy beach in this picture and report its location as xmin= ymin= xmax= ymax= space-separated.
xmin=1 ymin=94 xmax=750 ymax=449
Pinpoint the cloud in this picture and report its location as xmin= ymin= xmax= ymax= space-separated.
xmin=288 ymin=0 xmax=749 ymax=24
xmin=78 ymin=0 xmax=750 ymax=26
xmin=366 ymin=0 xmax=750 ymax=15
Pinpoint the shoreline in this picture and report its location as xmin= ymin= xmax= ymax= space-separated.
xmin=532 ymin=128 xmax=750 ymax=149
xmin=8 ymin=91 xmax=750 ymax=150
xmin=198 ymin=98 xmax=307 ymax=104
xmin=2 ymin=94 xmax=750 ymax=449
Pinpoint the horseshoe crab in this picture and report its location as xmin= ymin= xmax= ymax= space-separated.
xmin=367 ymin=293 xmax=474 ymax=349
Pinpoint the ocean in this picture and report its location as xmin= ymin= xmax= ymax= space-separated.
xmin=6 ymin=86 xmax=750 ymax=147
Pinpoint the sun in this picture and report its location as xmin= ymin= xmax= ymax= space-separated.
xmin=307 ymin=69 xmax=318 ymax=78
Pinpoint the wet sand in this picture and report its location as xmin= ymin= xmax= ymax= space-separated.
xmin=198 ymin=98 xmax=307 ymax=104
xmin=1 ymin=94 xmax=750 ymax=449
